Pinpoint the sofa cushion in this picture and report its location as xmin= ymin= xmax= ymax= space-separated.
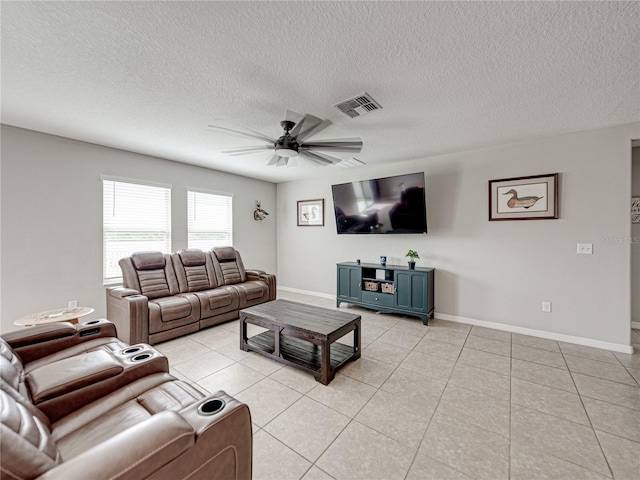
xmin=137 ymin=269 xmax=172 ymax=299
xmin=131 ymin=251 xmax=166 ymax=270
xmin=25 ymin=351 xmax=124 ymax=405
xmin=23 ymin=337 xmax=129 ymax=374
xmin=178 ymin=249 xmax=206 ymax=267
xmin=50 ymin=373 xmax=203 ymax=460
xmin=123 ymin=252 xmax=179 ymax=300
xmin=0 ymin=338 xmax=23 ymax=378
xmin=193 ymin=286 xmax=240 ymax=318
xmin=147 ymin=295 xmax=199 ymax=334
xmin=233 ymin=281 xmax=270 ymax=308
xmin=0 ymin=389 xmax=61 ymax=479
xmin=211 ymin=247 xmax=247 ymax=285
xmin=172 ymin=249 xmax=217 ymax=293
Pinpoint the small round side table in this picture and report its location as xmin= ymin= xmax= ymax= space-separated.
xmin=13 ymin=307 xmax=95 ymax=326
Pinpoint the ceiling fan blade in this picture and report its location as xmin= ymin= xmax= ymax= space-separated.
xmin=296 ymin=118 xmax=331 ymax=142
xmin=266 ymin=153 xmax=280 ymax=166
xmin=298 ymin=150 xmax=334 ymax=166
xmin=301 ymin=138 xmax=363 ymax=153
xmin=222 ymin=145 xmax=274 ymax=155
xmin=284 ymin=110 xmax=304 ymax=124
xmin=208 ymin=124 xmax=275 ymax=144
xmin=290 ymin=113 xmax=321 ymax=138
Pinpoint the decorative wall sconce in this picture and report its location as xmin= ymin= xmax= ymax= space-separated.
xmin=254 ymin=201 xmax=269 ymax=221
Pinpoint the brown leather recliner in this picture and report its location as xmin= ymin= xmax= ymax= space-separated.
xmin=0 ymin=322 xmax=253 ymax=480
xmin=1 ymin=320 xmax=168 ymax=422
xmin=107 ymin=247 xmax=276 ymax=345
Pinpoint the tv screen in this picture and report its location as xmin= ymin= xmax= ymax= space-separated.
xmin=331 ymin=172 xmax=427 ymax=234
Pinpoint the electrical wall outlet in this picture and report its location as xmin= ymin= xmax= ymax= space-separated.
xmin=577 ymin=243 xmax=593 ymax=255
xmin=542 ymin=301 xmax=551 ymax=313
xmin=68 ymin=300 xmax=78 ymax=308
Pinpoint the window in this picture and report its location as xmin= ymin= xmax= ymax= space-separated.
xmin=103 ymin=178 xmax=171 ymax=283
xmin=187 ymin=190 xmax=233 ymax=250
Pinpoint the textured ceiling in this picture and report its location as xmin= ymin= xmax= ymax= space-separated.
xmin=2 ymin=1 xmax=639 ymax=183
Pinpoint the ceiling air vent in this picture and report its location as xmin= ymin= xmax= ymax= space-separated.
xmin=333 ymin=93 xmax=382 ymax=118
xmin=336 ymin=158 xmax=366 ymax=169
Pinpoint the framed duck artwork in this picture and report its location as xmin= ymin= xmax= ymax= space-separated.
xmin=489 ymin=173 xmax=559 ymax=221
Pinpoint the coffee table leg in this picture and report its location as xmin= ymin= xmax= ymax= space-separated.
xmin=353 ymin=319 xmax=361 ymax=360
xmin=240 ymin=314 xmax=249 ymax=351
xmin=321 ymin=341 xmax=331 ymax=385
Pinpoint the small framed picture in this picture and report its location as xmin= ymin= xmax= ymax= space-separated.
xmin=489 ymin=173 xmax=559 ymax=221
xmin=297 ymin=199 xmax=324 ymax=226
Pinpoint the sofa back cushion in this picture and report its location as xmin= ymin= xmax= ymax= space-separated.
xmin=0 ymin=388 xmax=61 ymax=479
xmin=171 ymin=249 xmax=217 ymax=292
xmin=119 ymin=252 xmax=178 ymax=299
xmin=210 ymin=247 xmax=247 ymax=285
xmin=0 ymin=338 xmax=23 ymax=380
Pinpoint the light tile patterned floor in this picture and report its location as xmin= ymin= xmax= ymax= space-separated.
xmin=156 ymin=291 xmax=640 ymax=480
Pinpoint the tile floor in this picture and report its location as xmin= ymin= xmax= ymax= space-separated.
xmin=155 ymin=291 xmax=640 ymax=480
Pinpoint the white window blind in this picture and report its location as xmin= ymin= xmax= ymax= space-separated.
xmin=187 ymin=190 xmax=233 ymax=250
xmin=103 ymin=179 xmax=171 ymax=283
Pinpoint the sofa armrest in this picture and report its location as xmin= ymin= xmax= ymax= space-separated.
xmin=106 ymin=287 xmax=150 ymax=345
xmin=246 ymin=271 xmax=277 ymax=301
xmin=175 ymin=390 xmax=253 ymax=480
xmin=2 ymin=320 xmax=118 ymax=364
xmin=108 ymin=286 xmax=140 ymax=299
xmin=37 ymin=411 xmax=195 ymax=480
xmin=2 ymin=323 xmax=77 ymax=347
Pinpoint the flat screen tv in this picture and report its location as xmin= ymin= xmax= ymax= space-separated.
xmin=331 ymin=172 xmax=427 ymax=234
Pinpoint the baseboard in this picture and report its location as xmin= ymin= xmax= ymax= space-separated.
xmin=278 ymin=286 xmax=634 ymax=354
xmin=278 ymin=286 xmax=335 ymax=300
xmin=435 ymin=313 xmax=634 ymax=355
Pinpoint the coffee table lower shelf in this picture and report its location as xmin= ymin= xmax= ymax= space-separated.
xmin=245 ymin=331 xmax=356 ymax=382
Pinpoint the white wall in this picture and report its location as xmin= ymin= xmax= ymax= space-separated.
xmin=0 ymin=125 xmax=277 ymax=333
xmin=277 ymin=123 xmax=639 ymax=348
xmin=632 ymin=147 xmax=640 ymax=326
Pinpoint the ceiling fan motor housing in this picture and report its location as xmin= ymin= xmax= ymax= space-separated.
xmin=276 ymin=120 xmax=300 ymax=157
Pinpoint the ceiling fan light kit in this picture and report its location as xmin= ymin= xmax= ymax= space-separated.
xmin=210 ymin=110 xmax=364 ymax=168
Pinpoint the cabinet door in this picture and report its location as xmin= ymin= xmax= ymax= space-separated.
xmin=395 ymin=271 xmax=427 ymax=312
xmin=337 ymin=266 xmax=361 ymax=302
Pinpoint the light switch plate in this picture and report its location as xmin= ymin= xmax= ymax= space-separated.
xmin=577 ymin=243 xmax=593 ymax=255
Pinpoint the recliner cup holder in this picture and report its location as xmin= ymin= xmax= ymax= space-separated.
xmin=84 ymin=320 xmax=101 ymax=325
xmin=123 ymin=346 xmax=143 ymax=355
xmin=132 ymin=353 xmax=152 ymax=361
xmin=198 ymin=398 xmax=226 ymax=416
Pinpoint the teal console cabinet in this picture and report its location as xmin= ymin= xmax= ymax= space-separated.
xmin=336 ymin=262 xmax=435 ymax=325
xmin=336 ymin=264 xmax=362 ymax=303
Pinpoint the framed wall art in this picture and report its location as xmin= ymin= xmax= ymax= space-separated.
xmin=297 ymin=199 xmax=324 ymax=226
xmin=489 ymin=173 xmax=558 ymax=221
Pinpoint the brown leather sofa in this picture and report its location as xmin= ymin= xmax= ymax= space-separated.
xmin=107 ymin=247 xmax=276 ymax=345
xmin=0 ymin=320 xmax=252 ymax=480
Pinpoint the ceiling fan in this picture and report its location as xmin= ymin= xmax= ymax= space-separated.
xmin=208 ymin=111 xmax=363 ymax=167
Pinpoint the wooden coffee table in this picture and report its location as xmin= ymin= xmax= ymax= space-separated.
xmin=240 ymin=299 xmax=361 ymax=385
